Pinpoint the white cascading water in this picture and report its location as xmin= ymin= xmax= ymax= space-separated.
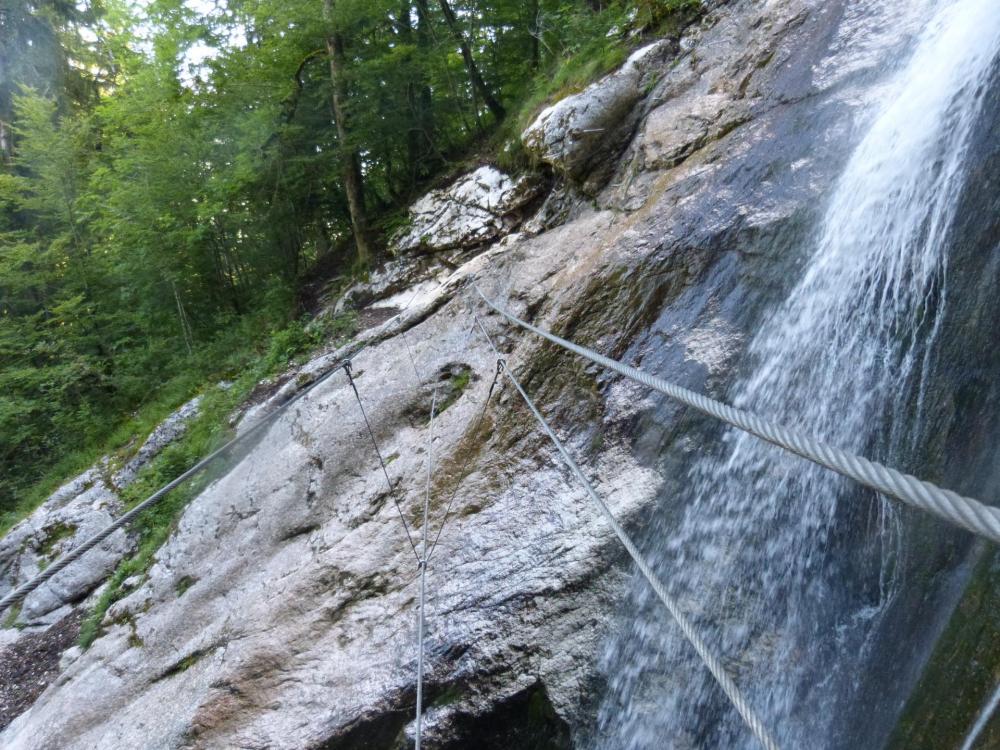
xmin=596 ymin=0 xmax=1000 ymax=747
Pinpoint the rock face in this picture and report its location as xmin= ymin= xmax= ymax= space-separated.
xmin=0 ymin=472 xmax=124 ymax=627
xmin=2 ymin=1 xmax=996 ymax=748
xmin=522 ymin=41 xmax=671 ymax=192
xmin=330 ymin=254 xmax=448 ymax=320
xmin=112 ymin=397 xmax=202 ymax=489
xmin=391 ymin=166 xmax=542 ymax=254
xmin=2 ymin=209 xmax=661 ymax=748
xmin=331 ymin=167 xmax=542 ymax=328
xmin=0 ymin=396 xmax=201 ymax=628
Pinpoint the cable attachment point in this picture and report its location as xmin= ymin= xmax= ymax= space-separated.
xmin=485 ymin=358 xmax=506 ymax=402
xmin=342 ymin=359 xmax=353 ymax=376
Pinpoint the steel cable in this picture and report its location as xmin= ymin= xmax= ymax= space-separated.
xmin=343 ymin=361 xmax=422 ymax=563
xmin=414 ymin=387 xmax=439 ymax=750
xmin=0 ymin=345 xmax=369 ymax=616
xmin=474 ymin=314 xmax=780 ymax=750
xmin=474 ymin=286 xmax=1000 ymax=545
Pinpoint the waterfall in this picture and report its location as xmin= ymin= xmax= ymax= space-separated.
xmin=596 ymin=1 xmax=1000 ymax=747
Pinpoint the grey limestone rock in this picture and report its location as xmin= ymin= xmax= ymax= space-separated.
xmin=0 ymin=396 xmax=202 ymax=627
xmin=391 ymin=166 xmax=542 ymax=255
xmin=1 ymin=0 xmax=942 ymax=746
xmin=522 ymin=41 xmax=672 ymax=192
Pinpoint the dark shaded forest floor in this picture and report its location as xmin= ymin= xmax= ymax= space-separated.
xmin=0 ymin=610 xmax=83 ymax=731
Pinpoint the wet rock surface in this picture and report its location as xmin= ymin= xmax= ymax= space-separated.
xmin=883 ymin=54 xmax=1000 ymax=750
xmin=1 ymin=1 xmax=994 ymax=747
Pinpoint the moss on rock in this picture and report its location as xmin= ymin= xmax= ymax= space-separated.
xmin=886 ymin=547 xmax=1000 ymax=749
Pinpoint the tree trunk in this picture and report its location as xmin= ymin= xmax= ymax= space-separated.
xmin=528 ymin=0 xmax=540 ymax=70
xmin=172 ymin=281 xmax=194 ymax=355
xmin=414 ymin=3 xmax=441 ymax=176
xmin=414 ymin=0 xmax=473 ymax=139
xmin=398 ymin=2 xmax=422 ymax=188
xmin=436 ymin=0 xmax=505 ymax=121
xmin=0 ymin=119 xmax=11 ymax=162
xmin=324 ymin=0 xmax=372 ymax=267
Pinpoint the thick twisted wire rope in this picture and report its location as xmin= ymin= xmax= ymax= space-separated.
xmin=415 ymin=387 xmax=439 ymax=750
xmin=343 ymin=361 xmax=422 ymax=563
xmin=474 ymin=315 xmax=780 ymax=750
xmin=0 ymin=345 xmax=369 ymax=616
xmin=475 ymin=287 xmax=1000 ymax=545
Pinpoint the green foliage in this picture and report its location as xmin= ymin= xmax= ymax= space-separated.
xmin=169 ymin=650 xmax=205 ymax=673
xmin=495 ymin=0 xmax=702 ymax=170
xmin=2 ymin=603 xmax=23 ymax=630
xmin=37 ymin=522 xmax=76 ymax=560
xmin=634 ymin=0 xmax=703 ymax=30
xmin=264 ymin=323 xmax=317 ymax=372
xmin=264 ymin=311 xmax=357 ymax=371
xmin=436 ymin=367 xmax=473 ymax=415
xmin=1 ymin=0 xmax=701 ymax=561
xmin=0 ymin=1 xmax=101 ymax=123
xmin=174 ymin=575 xmax=197 ymax=597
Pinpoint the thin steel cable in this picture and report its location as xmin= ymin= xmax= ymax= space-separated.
xmin=474 ymin=315 xmax=780 ymax=750
xmin=394 ymin=271 xmax=437 ymax=384
xmin=402 ymin=331 xmax=426 ymax=384
xmin=343 ymin=361 xmax=422 ymax=563
xmin=425 ymin=359 xmax=504 ymax=563
xmin=0 ymin=344 xmax=369 ymax=616
xmin=475 ymin=287 xmax=1000 ymax=545
xmin=415 ymin=387 xmax=439 ymax=750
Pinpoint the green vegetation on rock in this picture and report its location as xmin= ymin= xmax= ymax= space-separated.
xmin=75 ymin=309 xmax=356 ymax=648
xmin=0 ymin=0 xmax=700 ymax=530
xmin=887 ymin=547 xmax=1000 ymax=750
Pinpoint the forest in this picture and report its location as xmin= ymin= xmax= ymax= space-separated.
xmin=0 ymin=0 xmax=699 ymax=525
